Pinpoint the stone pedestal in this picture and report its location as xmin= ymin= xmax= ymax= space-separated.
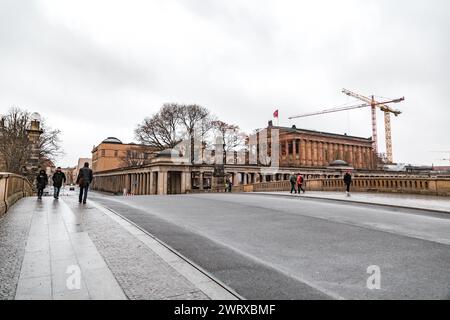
xmin=212 ymin=164 xmax=226 ymax=192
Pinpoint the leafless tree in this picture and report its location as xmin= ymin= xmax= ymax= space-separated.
xmin=120 ymin=146 xmax=155 ymax=168
xmin=0 ymin=107 xmax=63 ymax=175
xmin=178 ymin=104 xmax=213 ymax=163
xmin=0 ymin=108 xmax=30 ymax=174
xmin=38 ymin=124 xmax=63 ymax=167
xmin=135 ymin=103 xmax=213 ymax=163
xmin=135 ymin=103 xmax=183 ymax=150
xmin=211 ymin=120 xmax=246 ymax=152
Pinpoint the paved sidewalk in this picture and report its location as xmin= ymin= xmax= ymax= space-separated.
xmin=1 ymin=193 xmax=238 ymax=300
xmin=256 ymin=191 xmax=450 ymax=213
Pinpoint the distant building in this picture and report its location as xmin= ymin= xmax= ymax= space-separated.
xmin=92 ymin=125 xmax=379 ymax=195
xmin=73 ymin=157 xmax=92 ymax=181
xmin=91 ymin=137 xmax=158 ymax=173
xmin=261 ymin=125 xmax=376 ymax=170
xmin=60 ymin=167 xmax=76 ymax=185
xmin=41 ymin=158 xmax=56 ymax=176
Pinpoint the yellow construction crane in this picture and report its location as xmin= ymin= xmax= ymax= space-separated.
xmin=289 ymin=89 xmax=404 ymax=164
xmin=342 ymin=89 xmax=404 ymax=164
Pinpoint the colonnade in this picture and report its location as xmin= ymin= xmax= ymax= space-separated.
xmin=282 ymin=139 xmax=374 ymax=169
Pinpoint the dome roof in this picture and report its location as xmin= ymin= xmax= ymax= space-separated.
xmin=329 ymin=159 xmax=349 ymax=167
xmin=156 ymin=148 xmax=180 ymax=158
xmin=102 ymin=137 xmax=122 ymax=144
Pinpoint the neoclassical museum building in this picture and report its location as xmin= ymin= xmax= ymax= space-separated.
xmin=91 ymin=124 xmax=377 ymax=195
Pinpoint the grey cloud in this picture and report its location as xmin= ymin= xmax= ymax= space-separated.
xmin=0 ymin=0 xmax=449 ymax=167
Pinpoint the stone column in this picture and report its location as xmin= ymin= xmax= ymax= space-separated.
xmin=357 ymin=146 xmax=362 ymax=168
xmin=292 ymin=139 xmax=297 ymax=164
xmin=149 ymin=172 xmax=154 ymax=195
xmin=181 ymin=172 xmax=186 ymax=194
xmin=361 ymin=148 xmax=367 ymax=169
xmin=343 ymin=145 xmax=347 ymax=163
xmin=144 ymin=173 xmax=148 ymax=194
xmin=285 ymin=140 xmax=289 ymax=160
xmin=306 ymin=140 xmax=312 ymax=166
xmin=157 ymin=171 xmax=167 ymax=195
xmin=348 ymin=146 xmax=354 ymax=167
xmin=199 ymin=172 xmax=204 ymax=190
xmin=300 ymin=139 xmax=306 ymax=166
xmin=312 ymin=141 xmax=318 ymax=166
xmin=318 ymin=142 xmax=323 ymax=166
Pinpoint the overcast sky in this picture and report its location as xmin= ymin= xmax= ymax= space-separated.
xmin=1 ymin=0 xmax=449 ymax=167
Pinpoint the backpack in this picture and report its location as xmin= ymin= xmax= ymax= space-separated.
xmin=290 ymin=175 xmax=296 ymax=183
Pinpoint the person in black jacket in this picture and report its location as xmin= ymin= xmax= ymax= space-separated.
xmin=52 ymin=167 xmax=66 ymax=199
xmin=289 ymin=174 xmax=297 ymax=194
xmin=76 ymin=162 xmax=93 ymax=204
xmin=36 ymin=169 xmax=48 ymax=200
xmin=343 ymin=171 xmax=352 ymax=197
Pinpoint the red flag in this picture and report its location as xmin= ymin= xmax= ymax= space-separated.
xmin=273 ymin=109 xmax=279 ymax=118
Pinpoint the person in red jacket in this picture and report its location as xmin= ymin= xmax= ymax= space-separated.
xmin=296 ymin=174 xmax=305 ymax=194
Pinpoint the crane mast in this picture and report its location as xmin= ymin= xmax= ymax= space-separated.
xmin=342 ymin=89 xmax=404 ymax=164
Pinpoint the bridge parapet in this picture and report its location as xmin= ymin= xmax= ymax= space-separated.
xmin=249 ymin=177 xmax=450 ymax=196
xmin=0 ymin=173 xmax=34 ymax=216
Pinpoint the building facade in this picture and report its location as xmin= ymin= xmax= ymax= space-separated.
xmin=91 ymin=137 xmax=158 ymax=173
xmin=275 ymin=126 xmax=376 ymax=170
xmin=91 ymin=126 xmax=378 ymax=195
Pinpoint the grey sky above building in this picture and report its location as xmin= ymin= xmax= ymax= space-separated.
xmin=1 ymin=0 xmax=449 ymax=167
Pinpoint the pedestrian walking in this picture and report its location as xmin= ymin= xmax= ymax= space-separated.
xmin=289 ymin=173 xmax=297 ymax=194
xmin=52 ymin=167 xmax=66 ymax=199
xmin=296 ymin=173 xmax=305 ymax=194
xmin=76 ymin=162 xmax=93 ymax=204
xmin=228 ymin=178 xmax=233 ymax=192
xmin=343 ymin=171 xmax=352 ymax=197
xmin=36 ymin=169 xmax=48 ymax=200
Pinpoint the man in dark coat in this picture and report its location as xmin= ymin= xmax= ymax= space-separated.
xmin=289 ymin=173 xmax=297 ymax=194
xmin=343 ymin=171 xmax=352 ymax=196
xmin=36 ymin=169 xmax=48 ymax=200
xmin=76 ymin=162 xmax=93 ymax=204
xmin=52 ymin=167 xmax=66 ymax=199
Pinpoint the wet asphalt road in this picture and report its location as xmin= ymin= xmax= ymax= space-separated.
xmin=90 ymin=192 xmax=450 ymax=300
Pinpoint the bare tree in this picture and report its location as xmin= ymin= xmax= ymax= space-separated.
xmin=178 ymin=104 xmax=212 ymax=163
xmin=120 ymin=146 xmax=155 ymax=168
xmin=38 ymin=123 xmax=63 ymax=167
xmin=135 ymin=103 xmax=213 ymax=162
xmin=211 ymin=120 xmax=246 ymax=152
xmin=0 ymin=107 xmax=63 ymax=176
xmin=135 ymin=104 xmax=183 ymax=150
xmin=0 ymin=108 xmax=30 ymax=174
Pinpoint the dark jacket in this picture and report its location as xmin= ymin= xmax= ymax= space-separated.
xmin=36 ymin=172 xmax=48 ymax=189
xmin=52 ymin=171 xmax=66 ymax=188
xmin=343 ymin=173 xmax=352 ymax=185
xmin=76 ymin=167 xmax=93 ymax=187
xmin=289 ymin=175 xmax=297 ymax=184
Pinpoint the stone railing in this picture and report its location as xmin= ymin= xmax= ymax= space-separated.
xmin=243 ymin=177 xmax=450 ymax=196
xmin=0 ymin=173 xmax=34 ymax=217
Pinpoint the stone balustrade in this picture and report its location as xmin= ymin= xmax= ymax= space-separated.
xmin=0 ymin=173 xmax=34 ymax=216
xmin=245 ymin=177 xmax=450 ymax=196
